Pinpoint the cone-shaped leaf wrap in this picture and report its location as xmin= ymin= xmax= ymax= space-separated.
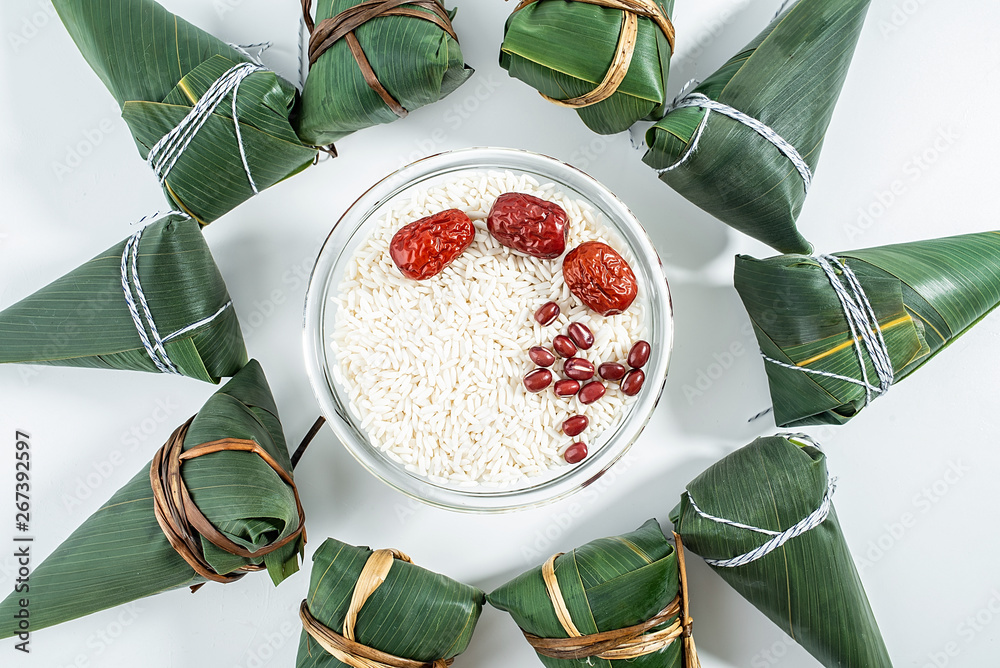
xmin=296 ymin=1 xmax=474 ymax=147
xmin=670 ymin=435 xmax=891 ymax=668
xmin=0 ymin=215 xmax=247 ymax=383
xmin=296 ymin=539 xmax=484 ymax=667
xmin=0 ymin=360 xmax=305 ymax=637
xmin=53 ymin=0 xmax=317 ymax=224
xmin=488 ymin=519 xmax=683 ymax=668
xmin=501 ymin=1 xmax=675 ymax=135
xmin=735 ymin=231 xmax=1000 ymax=426
xmin=643 ymin=0 xmax=871 ymax=253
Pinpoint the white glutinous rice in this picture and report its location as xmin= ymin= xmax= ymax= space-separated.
xmin=331 ymin=170 xmax=648 ymax=486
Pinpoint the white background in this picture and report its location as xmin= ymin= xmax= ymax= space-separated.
xmin=1 ymin=0 xmax=998 ymax=666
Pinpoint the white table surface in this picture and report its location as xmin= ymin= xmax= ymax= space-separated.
xmin=2 ymin=0 xmax=998 ymax=666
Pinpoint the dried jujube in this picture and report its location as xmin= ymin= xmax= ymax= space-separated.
xmin=389 ymin=209 xmax=475 ymax=280
xmin=487 ymin=193 xmax=568 ymax=259
xmin=563 ymin=241 xmax=638 ymax=316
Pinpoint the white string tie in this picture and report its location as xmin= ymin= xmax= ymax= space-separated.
xmin=146 ymin=61 xmax=267 ymax=196
xmin=687 ymin=474 xmax=837 ymax=568
xmin=763 ymin=254 xmax=894 ymax=406
xmin=120 ymin=212 xmax=233 ymax=375
xmin=655 ymin=93 xmax=813 ymax=192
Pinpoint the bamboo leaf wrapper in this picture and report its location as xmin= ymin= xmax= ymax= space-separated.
xmin=735 ymin=231 xmax=1000 ymax=426
xmin=0 ymin=215 xmax=247 ymax=383
xmin=643 ymin=0 xmax=871 ymax=253
xmin=500 ymin=0 xmax=676 ymax=135
xmin=297 ymin=539 xmax=484 ymax=668
xmin=670 ymin=435 xmax=892 ymax=668
xmin=296 ymin=0 xmax=474 ymax=147
xmin=0 ymin=360 xmax=305 ymax=637
xmin=53 ymin=0 xmax=317 ymax=224
xmin=488 ymin=519 xmax=688 ymax=668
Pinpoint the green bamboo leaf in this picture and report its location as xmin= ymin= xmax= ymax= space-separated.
xmin=0 ymin=215 xmax=246 ymax=383
xmin=488 ymin=519 xmax=682 ymax=668
xmin=734 ymin=231 xmax=1000 ymax=426
xmin=295 ymin=1 xmax=474 ymax=147
xmin=643 ymin=0 xmax=871 ymax=253
xmin=670 ymin=435 xmax=892 ymax=668
xmin=0 ymin=360 xmax=305 ymax=637
xmin=500 ymin=1 xmax=675 ymax=135
xmin=53 ymin=0 xmax=317 ymax=224
xmin=296 ymin=539 xmax=484 ymax=667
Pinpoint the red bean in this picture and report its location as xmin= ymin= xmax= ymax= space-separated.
xmin=598 ymin=362 xmax=626 ymax=381
xmin=554 ymin=379 xmax=581 ymax=397
xmin=628 ymin=340 xmax=651 ymax=369
xmin=534 ymin=301 xmax=560 ymax=326
xmin=621 ymin=369 xmax=645 ymax=396
xmin=524 ymin=368 xmax=553 ymax=393
xmin=563 ymin=357 xmax=595 ymax=381
xmin=564 ymin=442 xmax=589 ymax=464
xmin=567 ymin=322 xmax=594 ymax=350
xmin=563 ymin=415 xmax=589 ymax=437
xmin=552 ymin=335 xmax=577 ymax=358
xmin=578 ymin=381 xmax=606 ymax=405
xmin=529 ymin=346 xmax=556 ymax=367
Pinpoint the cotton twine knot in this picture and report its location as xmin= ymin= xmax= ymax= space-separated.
xmin=300 ymin=549 xmax=455 ymax=668
xmin=509 ymin=0 xmax=676 ymax=109
xmin=302 ymin=0 xmax=459 ymax=118
xmin=522 ymin=532 xmax=700 ymax=666
xmin=150 ymin=417 xmax=306 ymax=592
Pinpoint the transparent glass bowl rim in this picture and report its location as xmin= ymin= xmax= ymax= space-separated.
xmin=302 ymin=147 xmax=674 ymax=513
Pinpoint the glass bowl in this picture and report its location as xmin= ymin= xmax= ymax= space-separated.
xmin=303 ymin=147 xmax=673 ymax=513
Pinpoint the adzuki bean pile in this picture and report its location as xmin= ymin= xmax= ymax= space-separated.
xmin=526 ymin=302 xmax=651 ymax=465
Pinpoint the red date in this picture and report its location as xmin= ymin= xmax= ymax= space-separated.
xmin=389 ymin=209 xmax=475 ymax=280
xmin=487 ymin=193 xmax=568 ymax=259
xmin=563 ymin=241 xmax=638 ymax=316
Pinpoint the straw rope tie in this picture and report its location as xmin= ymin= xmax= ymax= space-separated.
xmin=523 ymin=539 xmax=699 ymax=665
xmin=303 ymin=0 xmax=459 ymax=118
xmin=120 ymin=213 xmax=234 ymax=375
xmin=146 ymin=61 xmax=266 ymax=195
xmin=686 ymin=474 xmax=837 ymax=568
xmin=150 ymin=418 xmax=307 ymax=589
xmin=656 ymin=92 xmax=813 ymax=192
xmin=300 ymin=549 xmax=454 ymax=668
xmin=511 ymin=0 xmax=675 ymax=109
xmin=762 ymin=254 xmax=895 ymax=406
